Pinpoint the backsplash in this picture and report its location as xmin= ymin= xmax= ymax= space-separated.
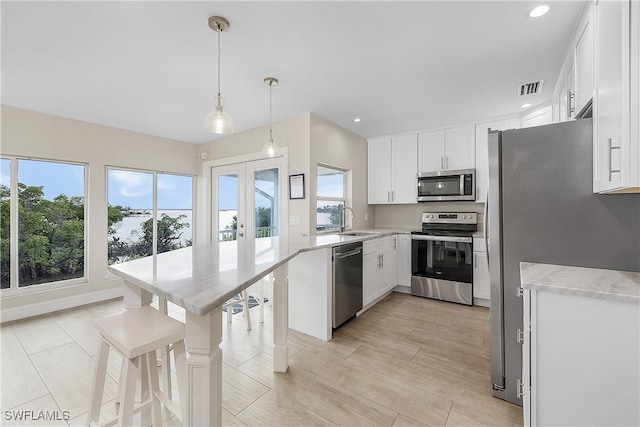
xmin=373 ymin=202 xmax=484 ymax=231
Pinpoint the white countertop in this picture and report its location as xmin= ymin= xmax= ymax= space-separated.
xmin=520 ymin=262 xmax=640 ymax=304
xmin=108 ymin=230 xmax=404 ymax=316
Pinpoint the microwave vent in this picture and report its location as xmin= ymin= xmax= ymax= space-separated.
xmin=517 ymin=80 xmax=544 ymax=96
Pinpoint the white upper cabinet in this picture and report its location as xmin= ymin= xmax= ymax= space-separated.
xmin=475 ymin=118 xmax=519 ymax=202
xmin=520 ymin=106 xmax=552 ymax=129
xmin=593 ymin=0 xmax=639 ymax=193
xmin=367 ymin=137 xmax=393 ymax=204
xmin=553 ymin=4 xmax=595 ymax=123
xmin=367 ymin=134 xmax=417 ymax=204
xmin=575 ymin=8 xmax=595 ymax=116
xmin=418 ymin=125 xmax=475 ymax=172
xmin=392 ymin=134 xmax=419 ymax=203
xmin=417 ymin=130 xmax=445 ymax=172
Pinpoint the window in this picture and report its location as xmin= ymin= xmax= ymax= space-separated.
xmin=316 ymin=165 xmax=346 ymax=232
xmin=1 ymin=158 xmax=11 ymax=289
xmin=1 ymin=158 xmax=87 ymax=290
xmin=107 ymin=168 xmax=193 ymax=265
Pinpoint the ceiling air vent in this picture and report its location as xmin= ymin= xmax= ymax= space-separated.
xmin=517 ymin=80 xmax=544 ymax=96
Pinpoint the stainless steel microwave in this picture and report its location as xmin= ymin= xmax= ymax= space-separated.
xmin=417 ymin=169 xmax=475 ymax=202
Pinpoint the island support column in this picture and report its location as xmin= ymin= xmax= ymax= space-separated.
xmin=273 ymin=264 xmax=289 ymax=372
xmin=184 ymin=306 xmax=223 ymax=426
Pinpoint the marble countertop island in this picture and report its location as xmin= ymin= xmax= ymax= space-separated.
xmin=520 ymin=262 xmax=640 ymax=304
xmin=108 ymin=229 xmax=403 ymax=316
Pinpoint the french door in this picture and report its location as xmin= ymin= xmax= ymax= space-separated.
xmin=212 ymin=157 xmax=286 ymax=268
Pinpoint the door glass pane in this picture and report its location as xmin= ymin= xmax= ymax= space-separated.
xmin=157 ymin=173 xmax=193 ymax=254
xmin=107 ymin=169 xmax=153 ymax=265
xmin=254 ymin=168 xmax=279 ymax=264
xmin=18 ymin=159 xmax=85 ymax=286
xmin=317 ymin=165 xmax=345 ymax=198
xmin=1 ymin=158 xmax=10 ymax=289
xmin=316 ymin=200 xmax=344 ymax=232
xmin=254 ymin=168 xmax=278 ymax=238
xmin=218 ymin=174 xmax=238 ymax=271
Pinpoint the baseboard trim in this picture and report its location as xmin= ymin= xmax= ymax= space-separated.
xmin=1 ymin=287 xmax=123 ymax=323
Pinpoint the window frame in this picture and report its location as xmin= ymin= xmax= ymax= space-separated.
xmin=315 ymin=163 xmax=349 ymax=234
xmin=1 ymin=156 xmax=88 ymax=294
xmin=106 ymin=166 xmax=195 ymax=268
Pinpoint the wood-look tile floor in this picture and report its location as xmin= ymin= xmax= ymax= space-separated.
xmin=0 ymin=292 xmax=523 ymax=426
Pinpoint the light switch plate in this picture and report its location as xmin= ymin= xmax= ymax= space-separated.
xmin=289 ymin=215 xmax=300 ymax=226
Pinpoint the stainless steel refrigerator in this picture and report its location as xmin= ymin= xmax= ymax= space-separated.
xmin=486 ymin=119 xmax=640 ymax=406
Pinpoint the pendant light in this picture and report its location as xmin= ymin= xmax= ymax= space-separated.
xmin=262 ymin=77 xmax=282 ymax=158
xmin=204 ymin=16 xmax=234 ymax=134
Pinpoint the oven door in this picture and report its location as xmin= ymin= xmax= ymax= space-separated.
xmin=411 ymin=234 xmax=473 ymax=305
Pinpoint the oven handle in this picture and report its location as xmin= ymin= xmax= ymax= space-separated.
xmin=411 ymin=235 xmax=472 ymax=243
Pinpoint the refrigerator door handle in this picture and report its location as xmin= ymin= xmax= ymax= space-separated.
xmin=484 ymin=190 xmax=490 ymax=269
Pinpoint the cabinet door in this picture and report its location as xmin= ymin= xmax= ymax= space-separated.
xmin=444 ymin=125 xmax=475 ymax=170
xmin=418 ymin=130 xmax=445 ymax=172
xmin=566 ymin=61 xmax=576 ymax=120
xmin=362 ymin=252 xmax=379 ymax=308
xmin=558 ymin=78 xmax=568 ymax=123
xmin=575 ymin=11 xmax=595 ymax=115
xmin=379 ymin=245 xmax=397 ymax=295
xmin=391 ymin=134 xmax=418 ymax=203
xmin=520 ymin=106 xmax=553 ymax=129
xmin=475 ymin=118 xmax=519 ymax=203
xmin=594 ymin=0 xmax=630 ymax=192
xmin=367 ymin=138 xmax=392 ymax=203
xmin=396 ymin=235 xmax=411 ymax=288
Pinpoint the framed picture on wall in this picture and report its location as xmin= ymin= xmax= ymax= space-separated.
xmin=289 ymin=174 xmax=305 ymax=199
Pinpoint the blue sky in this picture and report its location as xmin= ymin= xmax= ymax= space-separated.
xmin=1 ymin=159 xmax=344 ymax=211
xmin=2 ymin=159 xmax=85 ymax=199
xmin=108 ymin=169 xmax=193 ymax=209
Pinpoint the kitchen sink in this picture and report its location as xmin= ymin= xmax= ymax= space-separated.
xmin=338 ymin=231 xmax=380 ymax=236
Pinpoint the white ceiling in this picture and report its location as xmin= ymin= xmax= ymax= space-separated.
xmin=1 ymin=1 xmax=585 ymax=144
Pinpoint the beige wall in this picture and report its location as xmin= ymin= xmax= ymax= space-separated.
xmin=310 ymin=114 xmax=374 ymax=231
xmin=198 ymin=112 xmax=371 ymax=236
xmin=0 ymin=105 xmax=198 ymax=321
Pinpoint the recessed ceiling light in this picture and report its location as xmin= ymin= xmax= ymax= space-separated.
xmin=521 ymin=103 xmax=532 ymax=108
xmin=528 ymin=4 xmax=550 ymax=18
xmin=353 ymin=117 xmax=362 ymax=123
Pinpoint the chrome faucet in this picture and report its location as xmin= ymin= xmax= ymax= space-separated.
xmin=339 ymin=206 xmax=354 ymax=233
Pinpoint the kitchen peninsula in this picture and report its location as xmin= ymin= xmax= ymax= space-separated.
xmin=108 ymin=231 xmax=398 ymax=425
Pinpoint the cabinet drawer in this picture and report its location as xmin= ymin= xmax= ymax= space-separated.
xmin=362 ymin=240 xmax=378 ymax=255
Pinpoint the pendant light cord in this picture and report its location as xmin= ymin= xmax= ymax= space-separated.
xmin=217 ymin=23 xmax=221 ymax=97
xmin=269 ymin=83 xmax=273 ymax=142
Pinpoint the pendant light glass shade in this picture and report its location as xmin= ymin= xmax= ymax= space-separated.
xmin=204 ymin=95 xmax=234 ymax=134
xmin=204 ymin=16 xmax=233 ymax=134
xmin=262 ymin=77 xmax=281 ymax=158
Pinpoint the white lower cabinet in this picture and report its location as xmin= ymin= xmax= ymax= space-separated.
xmin=523 ymin=289 xmax=640 ymax=426
xmin=396 ymin=234 xmax=411 ymax=290
xmin=362 ymin=236 xmax=397 ymax=309
xmin=472 ymin=237 xmax=489 ymax=305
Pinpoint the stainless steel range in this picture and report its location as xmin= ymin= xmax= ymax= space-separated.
xmin=411 ymin=212 xmax=477 ymax=305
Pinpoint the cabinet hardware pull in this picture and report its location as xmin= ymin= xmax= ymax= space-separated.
xmin=441 ymin=156 xmax=444 ymax=170
xmin=568 ymin=89 xmax=575 ymax=117
xmin=607 ymin=138 xmax=621 ymax=182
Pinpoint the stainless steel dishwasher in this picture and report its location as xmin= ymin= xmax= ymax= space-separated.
xmin=332 ymin=242 xmax=363 ymax=328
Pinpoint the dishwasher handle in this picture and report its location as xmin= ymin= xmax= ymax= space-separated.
xmin=335 ymin=248 xmax=362 ymax=259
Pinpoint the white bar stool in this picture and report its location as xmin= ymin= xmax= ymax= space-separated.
xmin=87 ymin=306 xmax=186 ymax=426
xmin=222 ymin=289 xmax=252 ymax=330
